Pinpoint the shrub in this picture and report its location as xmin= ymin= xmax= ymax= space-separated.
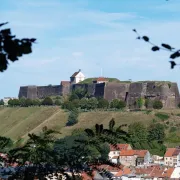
xmin=62 ymin=101 xmax=75 ymax=111
xmin=66 ymin=110 xmax=79 ymax=126
xmin=117 ymin=100 xmax=126 ymax=109
xmin=136 ymin=98 xmax=144 ymax=109
xmin=98 ymin=98 xmax=109 ymax=109
xmin=110 ymin=99 xmax=119 ymax=109
xmin=153 ymin=100 xmax=163 ymax=109
xmin=0 ymin=99 xmax=4 ymax=105
xmin=178 ymin=103 xmax=180 ymax=108
xmin=54 ymin=99 xmax=61 ymax=106
xmin=169 ymin=127 xmax=177 ymax=133
xmin=41 ymin=97 xmax=53 ymax=106
xmin=155 ymin=113 xmax=169 ymax=121
xmin=32 ymin=99 xmax=41 ymax=106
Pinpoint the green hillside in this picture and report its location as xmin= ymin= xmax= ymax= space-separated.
xmin=0 ymin=107 xmax=180 ymax=147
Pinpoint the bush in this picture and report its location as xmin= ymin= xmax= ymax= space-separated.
xmin=136 ymin=98 xmax=144 ymax=109
xmin=87 ymin=97 xmax=98 ymax=110
xmin=54 ymin=99 xmax=61 ymax=106
xmin=98 ymin=98 xmax=109 ymax=109
xmin=153 ymin=100 xmax=163 ymax=109
xmin=32 ymin=99 xmax=41 ymax=106
xmin=117 ymin=100 xmax=126 ymax=109
xmin=41 ymin=97 xmax=53 ymax=106
xmin=62 ymin=101 xmax=76 ymax=111
xmin=155 ymin=113 xmax=169 ymax=121
xmin=0 ymin=99 xmax=4 ymax=105
xmin=178 ymin=103 xmax=180 ymax=108
xmin=8 ymin=99 xmax=20 ymax=107
xmin=110 ymin=99 xmax=119 ymax=109
xmin=66 ymin=110 xmax=79 ymax=126
xmin=169 ymin=126 xmax=177 ymax=133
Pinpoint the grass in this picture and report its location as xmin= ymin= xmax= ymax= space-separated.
xmin=155 ymin=112 xmax=169 ymax=121
xmin=79 ymin=78 xmax=121 ymax=84
xmin=1 ymin=107 xmax=180 ymax=147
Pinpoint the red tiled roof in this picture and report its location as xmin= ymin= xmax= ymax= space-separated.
xmin=164 ymin=148 xmax=176 ymax=157
xmin=162 ymin=168 xmax=174 ymax=178
xmin=110 ymin=144 xmax=131 ymax=151
xmin=134 ymin=150 xmax=148 ymax=158
xmin=61 ymin=81 xmax=70 ymax=86
xmin=115 ymin=167 xmax=131 ymax=177
xmin=120 ymin=150 xmax=148 ymax=157
xmin=97 ymin=77 xmax=107 ymax=81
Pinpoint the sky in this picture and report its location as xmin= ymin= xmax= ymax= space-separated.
xmin=1 ymin=0 xmax=180 ymax=98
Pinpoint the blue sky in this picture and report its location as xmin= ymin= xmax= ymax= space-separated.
xmin=1 ymin=0 xmax=180 ymax=98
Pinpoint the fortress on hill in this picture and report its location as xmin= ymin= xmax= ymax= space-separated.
xmin=18 ymin=70 xmax=180 ymax=109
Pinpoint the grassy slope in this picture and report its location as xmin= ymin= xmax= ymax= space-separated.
xmin=0 ymin=107 xmax=180 ymax=147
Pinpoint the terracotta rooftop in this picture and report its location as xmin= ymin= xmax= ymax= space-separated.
xmin=115 ymin=167 xmax=131 ymax=177
xmin=120 ymin=150 xmax=148 ymax=157
xmin=97 ymin=77 xmax=107 ymax=81
xmin=110 ymin=144 xmax=131 ymax=151
xmin=164 ymin=148 xmax=176 ymax=157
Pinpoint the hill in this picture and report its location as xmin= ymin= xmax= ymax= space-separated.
xmin=0 ymin=107 xmax=180 ymax=146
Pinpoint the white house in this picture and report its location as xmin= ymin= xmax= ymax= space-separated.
xmin=171 ymin=167 xmax=180 ymax=178
xmin=70 ymin=69 xmax=85 ymax=84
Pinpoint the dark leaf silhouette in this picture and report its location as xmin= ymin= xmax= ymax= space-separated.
xmin=152 ymin=46 xmax=160 ymax=51
xmin=169 ymin=61 xmax=176 ymax=69
xmin=170 ymin=51 xmax=180 ymax=59
xmin=133 ymin=29 xmax=179 ymax=69
xmin=161 ymin=43 xmax=174 ymax=50
xmin=142 ymin=36 xmax=149 ymax=42
xmin=0 ymin=22 xmax=8 ymax=27
xmin=0 ymin=22 xmax=35 ymax=72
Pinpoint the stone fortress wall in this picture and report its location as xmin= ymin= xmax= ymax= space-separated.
xmin=18 ymin=70 xmax=180 ymax=109
xmin=18 ymin=81 xmax=180 ymax=109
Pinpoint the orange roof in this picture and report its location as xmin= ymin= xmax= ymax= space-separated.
xmin=115 ymin=167 xmax=131 ymax=177
xmin=81 ymin=172 xmax=93 ymax=180
xmin=162 ymin=167 xmax=174 ymax=178
xmin=120 ymin=150 xmax=148 ymax=157
xmin=164 ymin=148 xmax=176 ymax=157
xmin=97 ymin=77 xmax=107 ymax=81
xmin=61 ymin=81 xmax=70 ymax=86
xmin=110 ymin=144 xmax=130 ymax=151
xmin=134 ymin=150 xmax=148 ymax=158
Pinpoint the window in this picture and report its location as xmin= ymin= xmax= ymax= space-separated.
xmin=170 ymin=158 xmax=172 ymax=160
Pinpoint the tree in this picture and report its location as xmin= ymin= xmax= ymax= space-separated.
xmin=117 ymin=100 xmax=126 ymax=109
xmin=79 ymin=97 xmax=88 ymax=110
xmin=0 ymin=99 xmax=4 ymax=105
xmin=0 ymin=136 xmax=13 ymax=152
xmin=178 ymin=103 xmax=180 ymax=108
xmin=153 ymin=100 xmax=163 ymax=109
xmin=148 ymin=123 xmax=165 ymax=143
xmin=54 ymin=99 xmax=61 ymax=106
xmin=98 ymin=98 xmax=109 ymax=109
xmin=66 ymin=109 xmax=79 ymax=126
xmin=41 ymin=97 xmax=53 ymax=106
xmin=87 ymin=97 xmax=98 ymax=110
xmin=25 ymin=98 xmax=33 ymax=107
xmin=0 ymin=22 xmax=36 ymax=72
xmin=136 ymin=98 xmax=144 ymax=109
xmin=110 ymin=99 xmax=119 ymax=109
xmin=32 ymin=99 xmax=41 ymax=106
xmin=19 ymin=97 xmax=26 ymax=107
xmin=128 ymin=122 xmax=147 ymax=142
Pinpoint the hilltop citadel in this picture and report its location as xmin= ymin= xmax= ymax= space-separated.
xmin=18 ymin=70 xmax=180 ymax=109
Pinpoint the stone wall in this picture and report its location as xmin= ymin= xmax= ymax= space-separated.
xmin=18 ymin=81 xmax=180 ymax=109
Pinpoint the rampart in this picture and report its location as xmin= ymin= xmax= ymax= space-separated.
xmin=18 ymin=81 xmax=180 ymax=108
